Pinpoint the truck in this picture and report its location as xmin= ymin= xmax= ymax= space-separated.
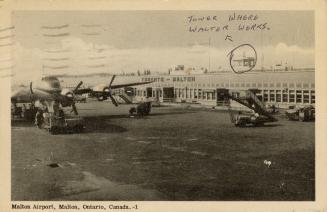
xmin=129 ymin=101 xmax=152 ymax=117
xmin=233 ymin=112 xmax=274 ymax=127
xmin=285 ymin=105 xmax=315 ymax=122
xmin=42 ymin=110 xmax=85 ymax=134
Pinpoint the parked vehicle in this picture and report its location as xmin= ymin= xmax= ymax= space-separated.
xmin=234 ymin=112 xmax=272 ymax=127
xmin=42 ymin=110 xmax=85 ymax=134
xmin=129 ymin=102 xmax=152 ymax=117
xmin=285 ymin=105 xmax=315 ymax=121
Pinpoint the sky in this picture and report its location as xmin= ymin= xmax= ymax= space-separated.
xmin=8 ymin=10 xmax=314 ymax=82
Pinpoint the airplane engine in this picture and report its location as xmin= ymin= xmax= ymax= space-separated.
xmin=103 ymin=87 xmax=110 ymax=93
xmin=97 ymin=96 xmax=108 ymax=101
xmin=60 ymin=88 xmax=75 ymax=104
xmin=65 ymin=91 xmax=74 ymax=99
xmin=61 ymin=88 xmax=74 ymax=99
xmin=96 ymin=87 xmax=110 ymax=101
xmin=102 ymin=86 xmax=111 ymax=98
xmin=61 ymin=81 xmax=83 ymax=115
xmin=100 ymin=75 xmax=118 ymax=106
xmin=60 ymin=88 xmax=79 ymax=115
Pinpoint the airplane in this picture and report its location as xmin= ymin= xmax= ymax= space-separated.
xmin=11 ymin=75 xmax=153 ymax=116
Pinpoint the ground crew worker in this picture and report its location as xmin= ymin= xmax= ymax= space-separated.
xmin=53 ymin=100 xmax=60 ymax=117
xmin=129 ymin=107 xmax=136 ymax=116
xmin=35 ymin=109 xmax=43 ymax=128
xmin=22 ymin=104 xmax=27 ymax=118
xmin=11 ymin=101 xmax=17 ymax=118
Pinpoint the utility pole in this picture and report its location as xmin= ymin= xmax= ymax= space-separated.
xmin=208 ymin=37 xmax=211 ymax=73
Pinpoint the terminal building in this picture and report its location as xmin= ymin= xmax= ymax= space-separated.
xmin=124 ymin=70 xmax=315 ymax=108
xmin=61 ymin=69 xmax=315 ymax=108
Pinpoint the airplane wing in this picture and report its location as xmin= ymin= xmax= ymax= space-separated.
xmin=78 ymin=81 xmax=153 ymax=94
xmin=110 ymin=81 xmax=153 ymax=89
xmin=72 ymin=76 xmax=153 ymax=105
xmin=11 ymin=87 xmax=54 ymax=103
xmin=73 ymin=88 xmax=93 ymax=95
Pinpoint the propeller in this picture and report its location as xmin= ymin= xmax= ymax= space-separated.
xmin=29 ymin=82 xmax=35 ymax=103
xmin=30 ymin=82 xmax=34 ymax=94
xmin=65 ymin=81 xmax=83 ymax=115
xmin=108 ymin=94 xmax=118 ymax=107
xmin=109 ymin=75 xmax=116 ymax=87
xmin=102 ymin=75 xmax=118 ymax=106
xmin=73 ymin=81 xmax=83 ymax=93
xmin=71 ymin=102 xmax=78 ymax=115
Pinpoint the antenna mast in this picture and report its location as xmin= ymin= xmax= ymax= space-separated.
xmin=208 ymin=37 xmax=211 ymax=72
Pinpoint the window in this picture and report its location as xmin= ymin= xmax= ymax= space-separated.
xmin=276 ymin=90 xmax=281 ymax=102
xmin=269 ymin=90 xmax=275 ymax=102
xmin=263 ymin=90 xmax=269 ymax=102
xmin=198 ymin=89 xmax=202 ymax=99
xmin=282 ymin=90 xmax=288 ymax=102
xmin=303 ymin=90 xmax=309 ymax=103
xmin=311 ymin=90 xmax=315 ymax=104
xmin=232 ymin=92 xmax=240 ymax=99
xmin=256 ymin=90 xmax=263 ymax=101
xmin=296 ymin=90 xmax=302 ymax=103
xmin=202 ymin=92 xmax=206 ymax=100
xmin=289 ymin=90 xmax=295 ymax=103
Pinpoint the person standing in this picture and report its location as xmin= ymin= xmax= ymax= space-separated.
xmin=53 ymin=100 xmax=60 ymax=117
xmin=35 ymin=109 xmax=43 ymax=128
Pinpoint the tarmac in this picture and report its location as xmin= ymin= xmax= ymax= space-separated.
xmin=11 ymin=101 xmax=315 ymax=200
